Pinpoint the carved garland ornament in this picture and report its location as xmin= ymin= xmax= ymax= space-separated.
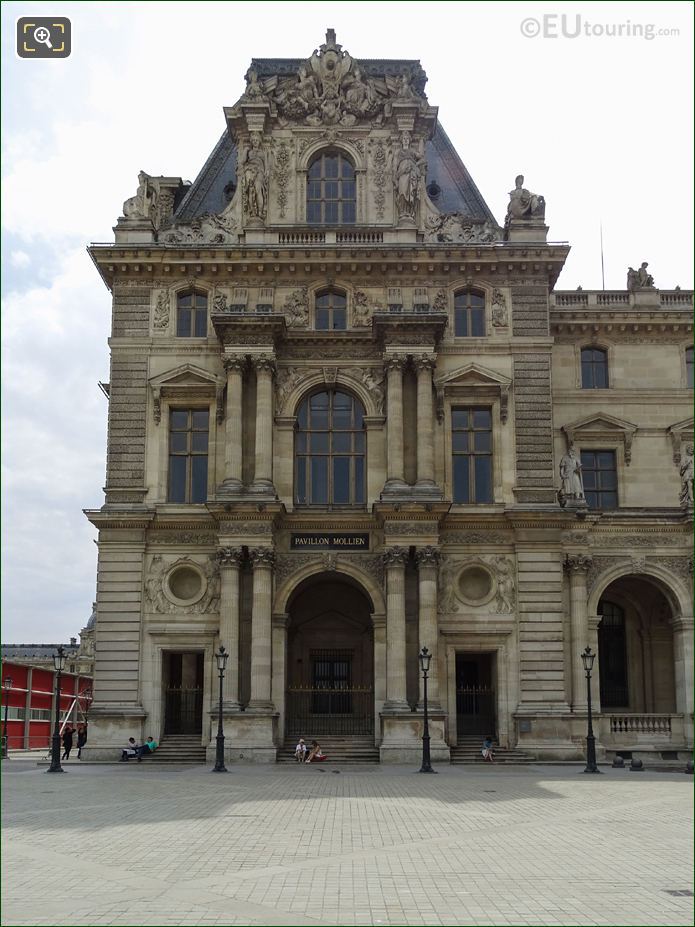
xmin=145 ymin=555 xmax=220 ymax=614
xmin=274 ymin=142 xmax=291 ymax=218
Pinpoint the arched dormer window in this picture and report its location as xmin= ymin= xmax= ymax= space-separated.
xmin=176 ymin=290 xmax=208 ymax=337
xmin=307 ymin=151 xmax=356 ymax=225
xmin=454 ymin=289 xmax=485 ymax=337
xmin=295 ymin=390 xmax=365 ymax=507
xmin=581 ymin=347 xmax=609 ymax=388
xmin=315 ymin=288 xmax=347 ymax=331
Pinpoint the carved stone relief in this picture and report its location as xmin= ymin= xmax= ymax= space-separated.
xmin=153 ymin=291 xmax=170 ymax=330
xmin=438 ymin=554 xmax=515 ymax=613
xmin=145 ymin=555 xmax=220 ymax=614
xmin=283 ymin=287 xmax=310 ymax=328
xmin=274 ymin=141 xmax=291 ymax=218
xmin=424 ymin=214 xmax=500 ymax=244
xmin=491 ymin=289 xmax=508 ymax=327
xmin=352 ymin=290 xmax=372 ymax=328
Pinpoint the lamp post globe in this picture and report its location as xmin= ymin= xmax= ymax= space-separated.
xmin=47 ymin=646 xmax=67 ymax=773
xmin=418 ymin=646 xmax=436 ymax=774
xmin=581 ymin=646 xmax=601 ymax=774
xmin=2 ymin=677 xmax=12 ymax=759
xmin=213 ymin=645 xmax=229 ymax=773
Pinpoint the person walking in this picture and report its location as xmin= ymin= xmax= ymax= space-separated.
xmin=76 ymin=724 xmax=88 ymax=759
xmin=61 ymin=725 xmax=75 ymax=760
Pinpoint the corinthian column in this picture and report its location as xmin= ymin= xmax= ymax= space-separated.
xmin=252 ymin=355 xmax=276 ymax=495
xmin=216 ymin=547 xmax=243 ymax=708
xmin=383 ymin=355 xmax=406 ymax=491
xmin=416 ymin=546 xmax=441 ymax=708
xmin=248 ymin=547 xmax=275 ymax=709
xmin=565 ymin=555 xmax=593 ymax=711
xmin=383 ymin=547 xmax=409 ymax=710
xmin=414 ymin=354 xmax=437 ymax=489
xmin=219 ymin=356 xmax=245 ymax=493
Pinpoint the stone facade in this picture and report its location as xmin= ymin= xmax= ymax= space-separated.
xmin=85 ymin=32 xmax=693 ymax=764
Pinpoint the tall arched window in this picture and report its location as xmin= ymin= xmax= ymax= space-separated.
xmin=597 ymin=600 xmax=628 ymax=707
xmin=176 ymin=290 xmax=208 ymax=337
xmin=307 ymin=151 xmax=356 ymax=225
xmin=581 ymin=347 xmax=609 ymax=388
xmin=454 ymin=290 xmax=485 ymax=337
xmin=315 ymin=288 xmax=347 ymax=331
xmin=295 ymin=390 xmax=365 ymax=507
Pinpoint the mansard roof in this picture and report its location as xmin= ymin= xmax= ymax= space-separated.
xmin=175 ymin=122 xmax=496 ymax=224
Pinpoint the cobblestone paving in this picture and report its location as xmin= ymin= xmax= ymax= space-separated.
xmin=1 ymin=761 xmax=693 ymax=926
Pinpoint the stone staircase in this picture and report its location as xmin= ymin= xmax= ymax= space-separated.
xmin=450 ymin=736 xmax=536 ymax=764
xmin=150 ymin=735 xmax=207 ymax=764
xmin=279 ymin=736 xmax=379 ymax=764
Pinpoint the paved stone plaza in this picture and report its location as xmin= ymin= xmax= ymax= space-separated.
xmin=1 ymin=760 xmax=693 ymax=926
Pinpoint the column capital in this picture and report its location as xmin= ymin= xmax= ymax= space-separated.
xmin=223 ymin=354 xmax=246 ymax=373
xmin=415 ymin=545 xmax=440 ymax=568
xmin=216 ymin=546 xmax=243 ymax=568
xmin=564 ymin=554 xmax=593 ymax=574
xmin=383 ymin=354 xmax=407 ymax=373
xmin=249 ymin=547 xmax=275 ymax=568
xmin=382 ymin=546 xmax=409 ymax=568
xmin=413 ymin=353 xmax=437 ymax=373
xmin=251 ymin=354 xmax=276 ymax=376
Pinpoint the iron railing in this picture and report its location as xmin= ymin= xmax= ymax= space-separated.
xmin=286 ymin=687 xmax=374 ymax=736
xmin=456 ymin=686 xmax=495 ymax=736
xmin=164 ymin=687 xmax=203 ymax=735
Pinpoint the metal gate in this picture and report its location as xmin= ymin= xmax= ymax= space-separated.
xmin=164 ymin=687 xmax=203 ymax=735
xmin=286 ymin=687 xmax=374 ymax=736
xmin=456 ymin=686 xmax=495 ymax=737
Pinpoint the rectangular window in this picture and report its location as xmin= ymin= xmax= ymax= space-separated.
xmin=452 ymin=408 xmax=493 ymax=503
xmin=454 ymin=291 xmax=485 ymax=337
xmin=581 ymin=449 xmax=618 ymax=509
xmin=3 ymin=706 xmax=26 ymax=721
xmin=29 ymin=708 xmax=51 ymax=721
xmin=168 ymin=409 xmax=209 ymax=503
xmin=176 ymin=292 xmax=207 ymax=337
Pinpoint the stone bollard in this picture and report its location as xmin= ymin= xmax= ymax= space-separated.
xmin=611 ymin=756 xmax=625 ymax=769
xmin=629 ymin=757 xmax=644 ymax=772
xmin=685 ymin=759 xmax=693 ymax=775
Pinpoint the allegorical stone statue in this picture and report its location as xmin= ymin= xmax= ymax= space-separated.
xmin=506 ymin=174 xmax=545 ymax=221
xmin=393 ymin=131 xmax=425 ymax=221
xmin=628 ymin=262 xmax=655 ymax=290
xmin=122 ymin=171 xmax=155 ymax=220
xmin=680 ymin=444 xmax=694 ymax=506
xmin=240 ymin=132 xmax=268 ymax=220
xmin=559 ymin=444 xmax=585 ymax=501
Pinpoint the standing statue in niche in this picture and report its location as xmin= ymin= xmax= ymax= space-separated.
xmin=559 ymin=444 xmax=585 ymax=501
xmin=680 ymin=444 xmax=694 ymax=506
xmin=240 ymin=132 xmax=268 ymax=220
xmin=393 ymin=131 xmax=425 ymax=220
xmin=506 ymin=174 xmax=545 ymax=221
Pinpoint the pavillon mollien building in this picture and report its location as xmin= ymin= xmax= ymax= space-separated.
xmin=86 ymin=32 xmax=693 ymax=764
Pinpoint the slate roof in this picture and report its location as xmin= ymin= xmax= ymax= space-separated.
xmin=2 ymin=644 xmax=80 ymax=660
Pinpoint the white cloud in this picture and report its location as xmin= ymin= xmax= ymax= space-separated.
xmin=10 ymin=250 xmax=30 ymax=267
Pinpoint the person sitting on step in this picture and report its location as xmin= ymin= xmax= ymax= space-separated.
xmin=294 ymin=738 xmax=307 ymax=763
xmin=136 ymin=736 xmax=159 ymax=762
xmin=306 ymin=740 xmax=327 ymax=763
xmin=120 ymin=737 xmax=138 ymax=762
xmin=481 ymin=737 xmax=495 ymax=763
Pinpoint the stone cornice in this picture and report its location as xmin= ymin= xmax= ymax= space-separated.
xmin=84 ymin=508 xmax=155 ymax=530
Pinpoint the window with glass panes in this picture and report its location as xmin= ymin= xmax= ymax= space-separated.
xmin=452 ymin=408 xmax=493 ymax=503
xmin=686 ymin=346 xmax=694 ymax=388
xmin=597 ymin=601 xmax=628 ymax=707
xmin=176 ymin=290 xmax=208 ymax=337
xmin=454 ymin=290 xmax=485 ymax=337
xmin=581 ymin=347 xmax=609 ymax=388
xmin=295 ymin=390 xmax=365 ymax=506
xmin=168 ymin=409 xmax=209 ymax=503
xmin=580 ymin=449 xmax=617 ymax=509
xmin=306 ymin=152 xmax=356 ymax=225
xmin=315 ymin=289 xmax=347 ymax=331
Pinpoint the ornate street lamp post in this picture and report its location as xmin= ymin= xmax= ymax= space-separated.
xmin=2 ymin=677 xmax=13 ymax=759
xmin=47 ymin=646 xmax=66 ymax=774
xmin=213 ymin=646 xmax=229 ymax=773
xmin=418 ymin=646 xmax=436 ymax=774
xmin=581 ymin=646 xmax=601 ymax=774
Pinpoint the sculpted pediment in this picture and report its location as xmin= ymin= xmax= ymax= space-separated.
xmin=668 ymin=417 xmax=694 ymax=464
xmin=149 ymin=365 xmax=224 ymax=425
xmin=435 ymin=363 xmax=511 ymax=424
xmin=436 ymin=363 xmax=512 ymax=391
xmin=562 ymin=412 xmax=638 ymax=465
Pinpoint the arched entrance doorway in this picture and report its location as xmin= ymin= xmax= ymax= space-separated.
xmin=286 ymin=573 xmax=374 ymax=738
xmin=597 ymin=575 xmax=676 ymax=714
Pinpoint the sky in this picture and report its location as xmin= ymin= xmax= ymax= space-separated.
xmin=2 ymin=1 xmax=693 ymax=643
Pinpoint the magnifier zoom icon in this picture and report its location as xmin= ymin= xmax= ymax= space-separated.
xmin=33 ymin=26 xmax=53 ymax=48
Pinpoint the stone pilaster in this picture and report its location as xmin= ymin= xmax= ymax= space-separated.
xmin=248 ymin=547 xmax=275 ymax=709
xmin=564 ymin=555 xmax=592 ymax=712
xmin=382 ymin=547 xmax=409 ymax=709
xmin=251 ymin=355 xmax=276 ymax=495
xmin=671 ymin=615 xmax=694 ymax=734
xmin=218 ymin=356 xmax=245 ymax=494
xmin=416 ymin=546 xmax=441 ymax=709
xmin=382 ymin=355 xmax=407 ymax=492
xmin=413 ymin=354 xmax=440 ymax=497
xmin=216 ymin=547 xmax=243 ymax=708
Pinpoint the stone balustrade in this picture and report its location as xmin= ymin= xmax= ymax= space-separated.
xmin=551 ymin=290 xmax=693 ymax=309
xmin=607 ymin=713 xmax=676 ymax=736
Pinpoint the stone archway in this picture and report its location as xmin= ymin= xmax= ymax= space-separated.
xmin=285 ymin=572 xmax=375 ymax=739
